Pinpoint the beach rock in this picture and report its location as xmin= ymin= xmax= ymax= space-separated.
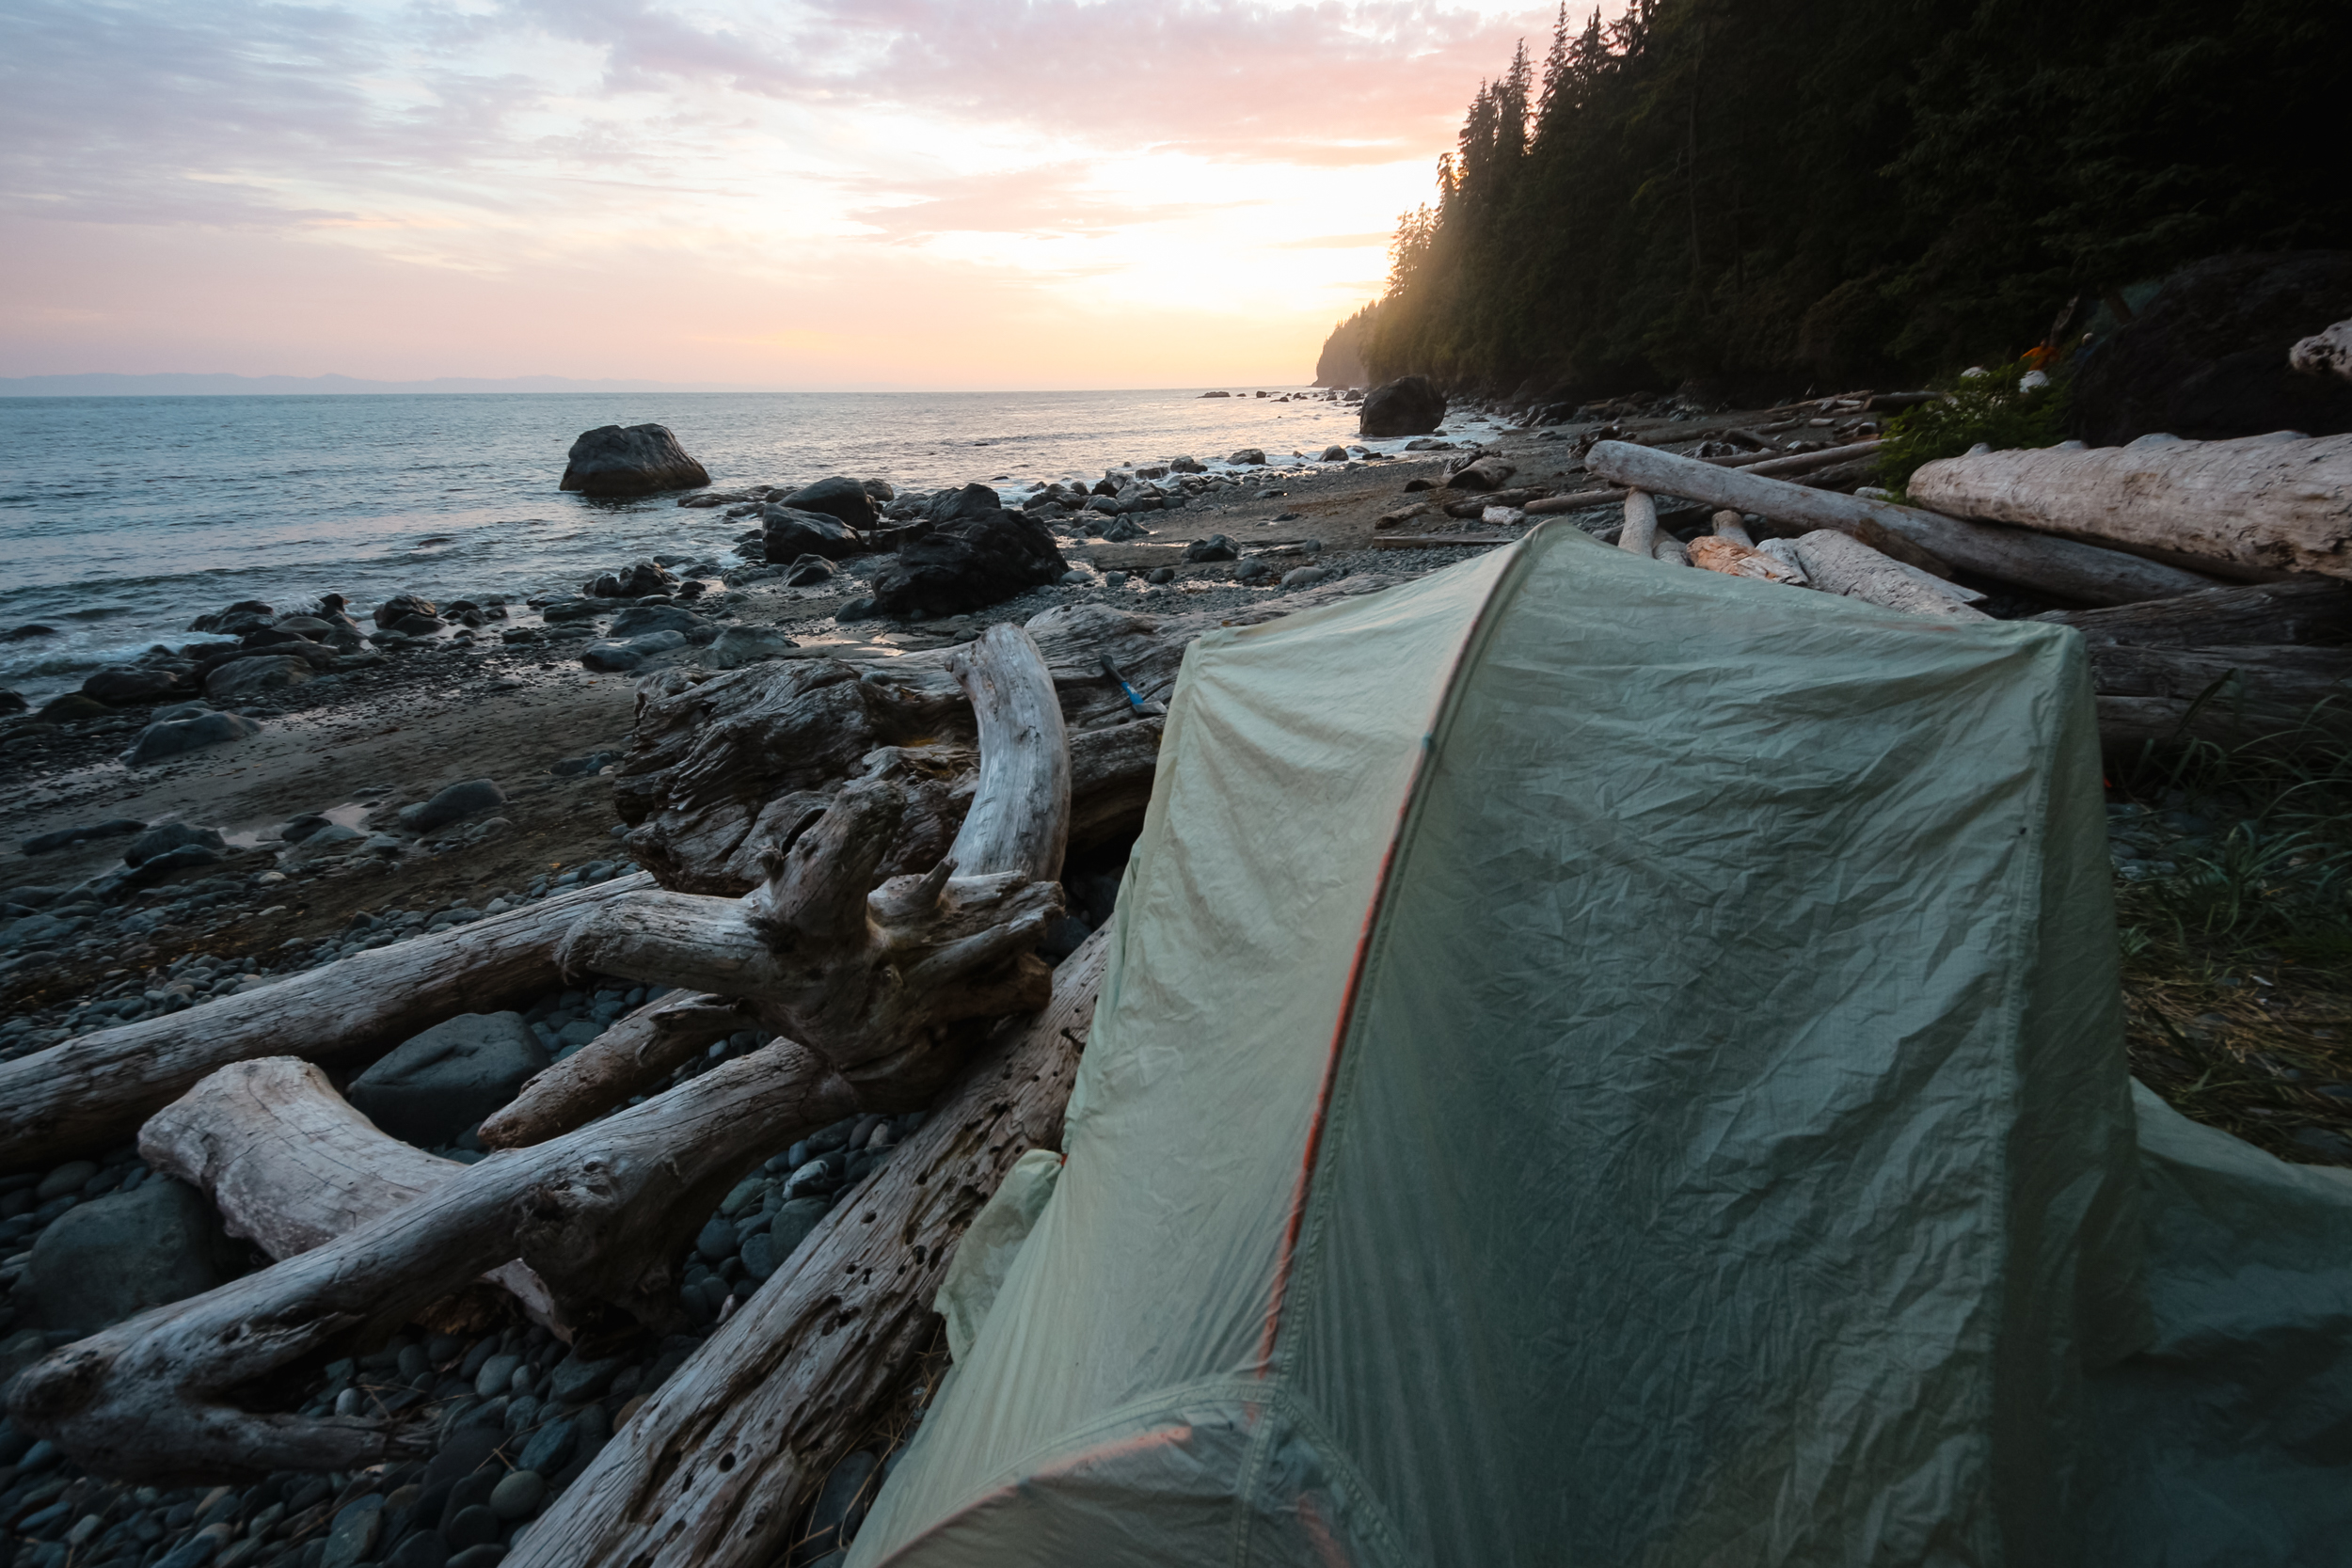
xmin=560 ymin=423 xmax=711 ymax=496
xmin=0 ymin=689 xmax=24 ymax=714
xmin=1095 ymin=516 xmax=1151 ymax=543
xmin=782 ymin=477 xmax=878 ymax=531
xmin=273 ymin=614 xmax=338 ymax=640
xmin=1359 ymin=375 xmax=1446 ymax=436
xmin=706 ymin=626 xmax=798 ymax=670
xmin=400 ymin=779 xmax=505 ymax=831
xmin=37 ymin=692 xmax=114 ymax=723
xmin=21 ymin=1179 xmax=244 ymax=1336
xmin=346 ymin=1012 xmax=549 ymax=1147
xmin=122 ymin=711 xmax=262 ymax=767
xmin=1146 ymin=566 xmax=1176 ymax=584
xmin=2074 ymin=251 xmax=2352 ymax=444
xmin=761 ymin=506 xmax=864 ymax=562
xmin=22 ymin=818 xmax=144 ymax=855
xmin=613 ymin=561 xmax=678 ymax=598
xmin=389 ymin=613 xmax=447 ymax=636
xmin=1227 ymin=448 xmax=1266 ymax=466
xmin=580 ymin=643 xmax=647 ymax=673
xmin=81 ymin=666 xmax=186 ymax=705
xmin=205 ymin=655 xmax=314 ymax=705
xmin=373 ymin=594 xmax=437 ymax=629
xmin=538 ymin=599 xmax=605 ymax=623
xmin=1318 ymin=445 xmax=1349 ymax=461
xmin=286 ymin=823 xmax=366 ymax=859
xmin=607 ymin=604 xmax=705 ymax=639
xmin=866 ymin=508 xmax=1068 ymax=618
xmin=783 ymin=555 xmax=836 ymax=587
xmin=924 ymin=483 xmax=1004 ymax=524
xmin=1184 ymin=535 xmax=1238 ymax=562
xmin=126 ymin=821 xmax=227 ymax=865
xmin=1444 ymin=456 xmax=1515 ymax=491
xmin=1283 ymin=564 xmax=1335 ymax=589
xmin=4 ymin=625 xmax=57 ymax=642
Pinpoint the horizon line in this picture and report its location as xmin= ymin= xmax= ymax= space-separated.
xmin=0 ymin=371 xmax=1331 ymax=398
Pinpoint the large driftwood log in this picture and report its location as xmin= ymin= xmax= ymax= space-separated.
xmin=1908 ymin=433 xmax=2352 ymax=580
xmin=1585 ymin=440 xmax=2226 ymax=605
xmin=509 ymin=927 xmax=1108 ymax=1568
xmin=0 ymin=875 xmax=651 ymax=1168
xmin=479 ymin=991 xmax=755 ymax=1150
xmin=10 ymin=1037 xmax=861 ymax=1481
xmin=2033 ymin=578 xmax=2352 ymax=647
xmin=139 ymin=1058 xmax=556 ymax=1320
xmin=2088 ymin=644 xmax=2352 ymax=746
xmin=1790 ymin=531 xmax=1992 ymax=621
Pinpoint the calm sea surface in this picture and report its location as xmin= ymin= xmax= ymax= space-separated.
xmin=0 ymin=388 xmax=1508 ymax=703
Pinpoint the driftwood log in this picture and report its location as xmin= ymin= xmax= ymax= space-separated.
xmin=479 ymin=991 xmax=756 ymax=1150
xmin=1585 ymin=440 xmax=2225 ymax=605
xmin=2033 ymin=578 xmax=2352 ymax=647
xmin=1618 ymin=490 xmax=1661 ymax=556
xmin=139 ymin=1058 xmax=556 ymax=1320
xmin=1907 ymin=432 xmax=2352 ymax=581
xmin=510 ymin=927 xmax=1108 ymax=1568
xmin=2087 ymin=644 xmax=2352 ymax=747
xmin=10 ymin=625 xmax=1076 ymax=1481
xmin=1789 ymin=531 xmax=1991 ymax=621
xmin=0 ymin=875 xmax=651 ymax=1168
xmin=1688 ymin=535 xmax=1803 ymax=584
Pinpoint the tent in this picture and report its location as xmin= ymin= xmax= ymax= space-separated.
xmin=849 ymin=522 xmax=2352 ymax=1566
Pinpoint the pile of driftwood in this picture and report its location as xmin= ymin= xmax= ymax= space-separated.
xmin=0 ymin=594 xmax=1364 ymax=1566
xmin=1391 ymin=429 xmax=2352 ymax=752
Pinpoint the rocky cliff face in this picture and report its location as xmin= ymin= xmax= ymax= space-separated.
xmin=1313 ymin=302 xmax=1378 ymax=388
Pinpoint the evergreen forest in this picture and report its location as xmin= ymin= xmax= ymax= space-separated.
xmin=1343 ymin=0 xmax=2350 ymax=399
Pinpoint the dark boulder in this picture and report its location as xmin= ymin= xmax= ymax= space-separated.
xmin=22 ymin=818 xmax=144 ymax=856
xmin=1359 ymin=375 xmax=1446 ymax=437
xmin=399 ymin=778 xmax=506 ymax=832
xmin=868 ymin=508 xmax=1068 ymax=618
xmin=36 ymin=693 xmax=113 ymax=723
xmin=125 ymin=821 xmax=227 ymax=866
xmin=607 ymin=604 xmax=707 ymax=639
xmin=781 ymin=477 xmax=878 ymax=531
xmin=616 ymin=560 xmax=677 ymax=597
xmin=925 ymin=483 xmax=1004 ymax=524
xmin=204 ymin=654 xmax=313 ymax=705
xmin=80 ymin=666 xmax=186 ymax=705
xmin=2073 ymin=252 xmax=2352 ymax=446
xmin=1185 ymin=535 xmax=1238 ymax=562
xmin=782 ymin=555 xmax=836 ymax=587
xmin=22 ymin=1179 xmax=246 ymax=1336
xmin=559 ymin=424 xmax=710 ymax=496
xmin=347 ymin=1012 xmax=550 ymax=1147
xmin=122 ymin=711 xmax=262 ymax=766
xmin=761 ymin=506 xmax=864 ymax=562
xmin=373 ymin=594 xmax=437 ymax=629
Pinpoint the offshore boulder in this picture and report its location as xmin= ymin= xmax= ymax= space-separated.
xmin=560 ymin=423 xmax=711 ymax=496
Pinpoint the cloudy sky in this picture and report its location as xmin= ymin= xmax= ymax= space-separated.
xmin=0 ymin=0 xmax=1567 ymax=388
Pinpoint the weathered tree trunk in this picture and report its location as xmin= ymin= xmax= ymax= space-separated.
xmin=1618 ymin=490 xmax=1661 ymax=556
xmin=479 ymin=992 xmax=755 ymax=1150
xmin=1710 ymin=511 xmax=1756 ymax=546
xmin=140 ymin=1057 xmax=557 ymax=1319
xmin=1722 ymin=439 xmax=1883 ymax=475
xmin=1523 ymin=488 xmax=1629 ymax=515
xmin=1908 ymin=432 xmax=2352 ymax=580
xmin=1790 ymin=531 xmax=1992 ymax=621
xmin=2088 ymin=644 xmax=2352 ymax=746
xmin=0 ymin=875 xmax=652 ymax=1168
xmin=10 ymin=1038 xmax=860 ymax=1481
xmin=508 ymin=928 xmax=1109 ymax=1568
xmin=1585 ymin=439 xmax=2226 ymax=605
xmin=2032 ymin=578 xmax=2352 ymax=647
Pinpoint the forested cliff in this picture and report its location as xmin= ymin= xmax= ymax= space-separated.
xmin=1334 ymin=0 xmax=2349 ymax=400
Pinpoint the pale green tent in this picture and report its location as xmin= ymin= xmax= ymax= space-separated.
xmin=849 ymin=523 xmax=2352 ymax=1567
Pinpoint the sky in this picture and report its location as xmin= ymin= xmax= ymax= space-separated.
xmin=0 ymin=0 xmax=1573 ymax=389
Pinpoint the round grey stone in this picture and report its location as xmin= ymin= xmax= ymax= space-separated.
xmin=488 ymin=1470 xmax=546 ymax=1522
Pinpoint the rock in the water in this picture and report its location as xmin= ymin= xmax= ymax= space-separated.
xmin=400 ymin=778 xmax=506 ymax=831
xmin=1359 ymin=374 xmax=1447 ymax=437
xmin=346 ymin=1012 xmax=549 ymax=1147
xmin=1184 ymin=535 xmax=1238 ymax=562
xmin=761 ymin=506 xmax=864 ymax=563
xmin=204 ymin=655 xmax=313 ymax=705
xmin=0 ymin=689 xmax=24 ymax=714
xmin=612 ymin=560 xmax=677 ymax=598
xmin=2073 ymin=251 xmax=2352 ymax=445
xmin=122 ymin=711 xmax=262 ymax=767
xmin=372 ymin=594 xmax=437 ymax=629
xmin=126 ymin=821 xmax=227 ymax=866
xmin=559 ymin=423 xmax=711 ymax=496
xmin=867 ymin=505 xmax=1067 ymax=617
xmin=22 ymin=1179 xmax=243 ymax=1335
xmin=782 ymin=477 xmax=878 ymax=531
xmin=81 ymin=666 xmax=186 ymax=705
xmin=1318 ymin=445 xmax=1349 ymax=461
xmin=706 ymin=626 xmax=797 ymax=669
xmin=924 ymin=483 xmax=1003 ymax=524
xmin=1227 ymin=448 xmax=1265 ymax=466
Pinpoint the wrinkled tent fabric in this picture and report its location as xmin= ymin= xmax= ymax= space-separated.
xmin=850 ymin=522 xmax=2345 ymax=1567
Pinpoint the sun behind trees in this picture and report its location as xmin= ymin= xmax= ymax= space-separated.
xmin=1337 ymin=0 xmax=2351 ymax=400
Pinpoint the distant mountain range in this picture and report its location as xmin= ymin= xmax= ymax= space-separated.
xmin=0 ymin=372 xmax=897 ymax=397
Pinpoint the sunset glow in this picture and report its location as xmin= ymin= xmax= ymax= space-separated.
xmin=1 ymin=0 xmax=1574 ymax=388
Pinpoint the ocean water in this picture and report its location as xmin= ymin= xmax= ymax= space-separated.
xmin=0 ymin=388 xmax=1502 ymax=702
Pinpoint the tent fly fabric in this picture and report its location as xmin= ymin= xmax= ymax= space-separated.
xmin=848 ymin=521 xmax=2352 ymax=1567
